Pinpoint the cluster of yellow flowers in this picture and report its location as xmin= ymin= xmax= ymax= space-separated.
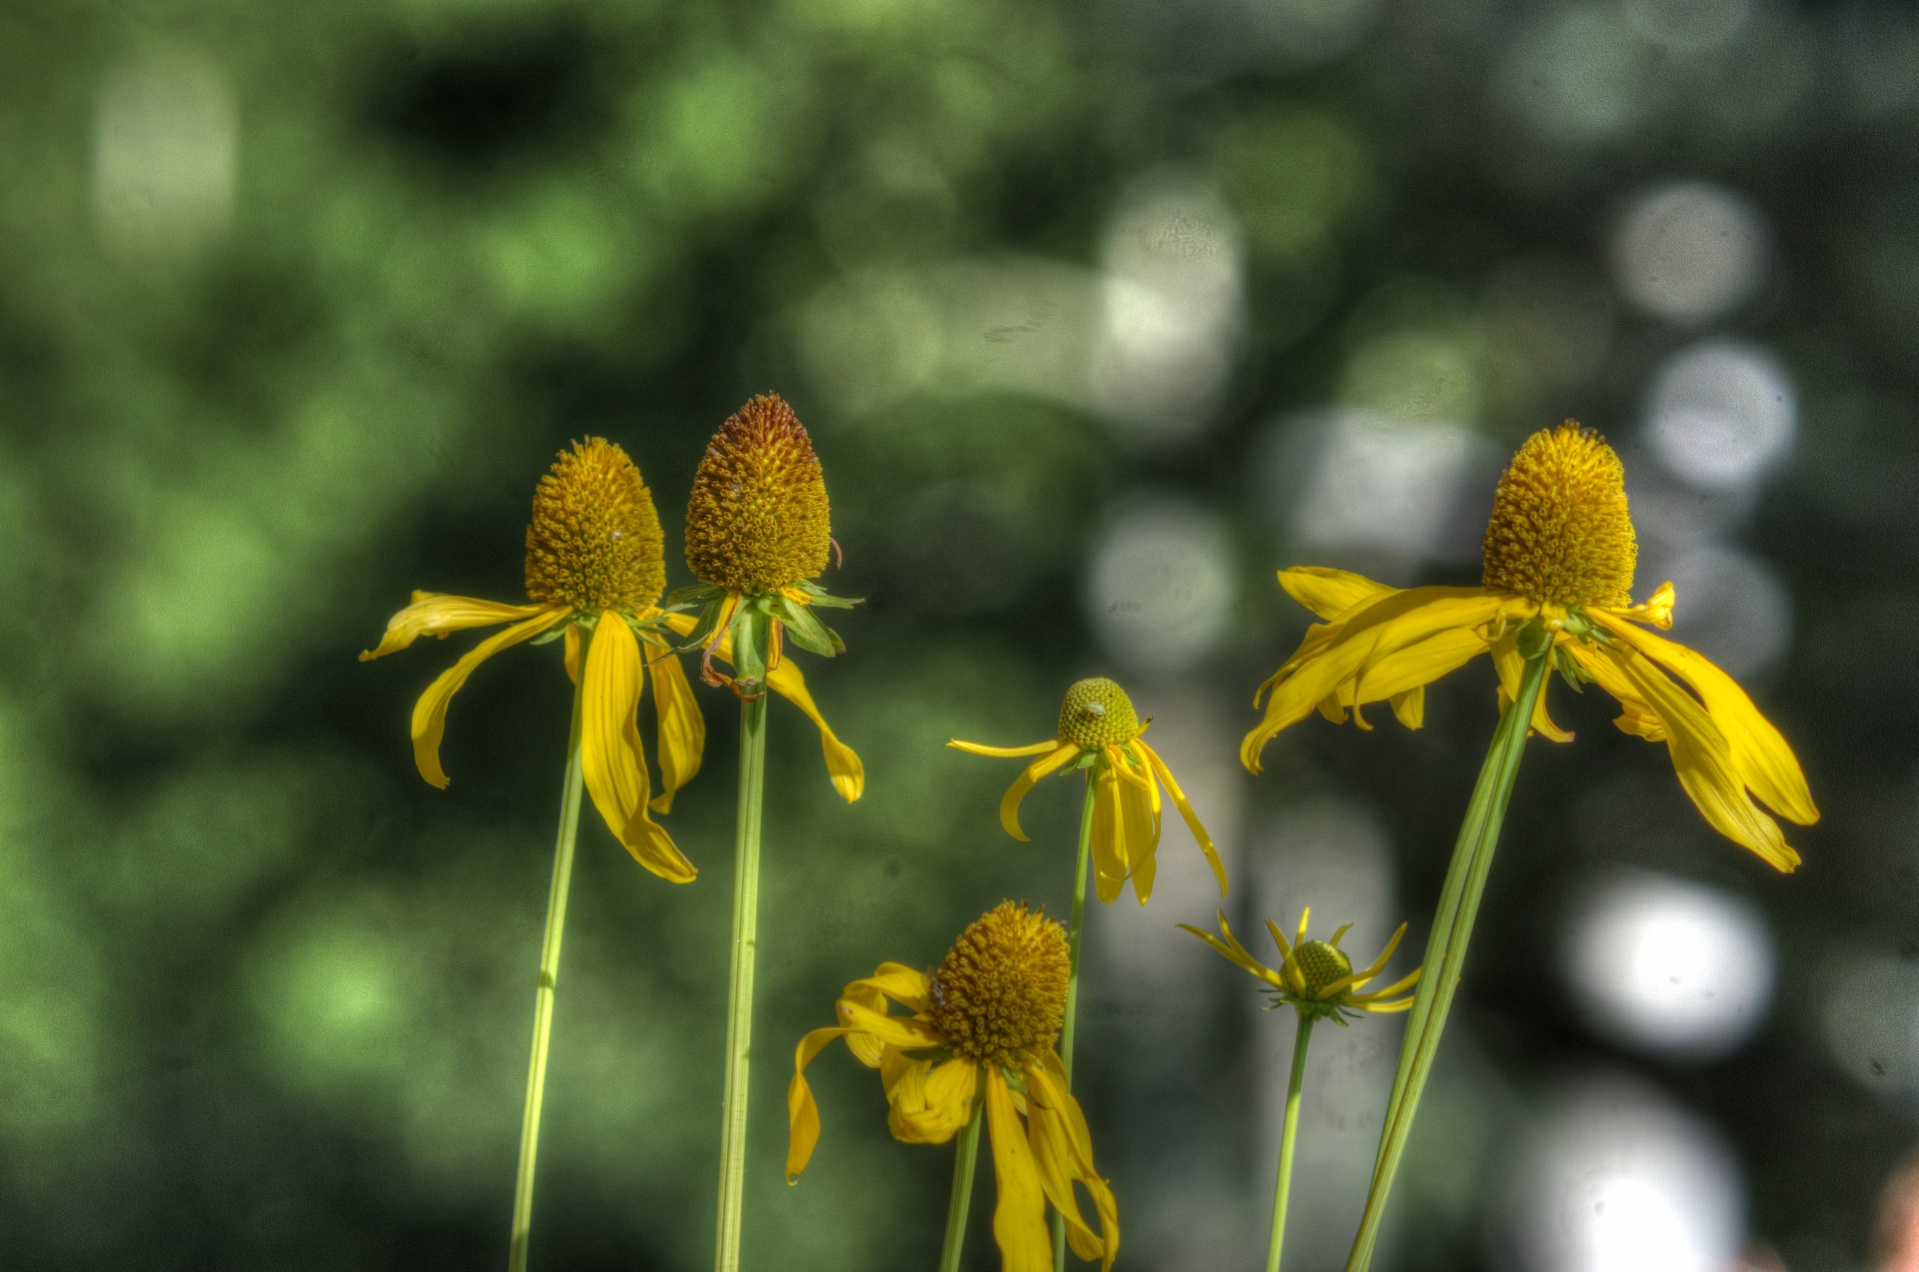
xmin=362 ymin=405 xmax=1815 ymax=1272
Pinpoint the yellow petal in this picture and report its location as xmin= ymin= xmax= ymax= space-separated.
xmin=1490 ymin=629 xmax=1574 ymax=743
xmin=1278 ymin=566 xmax=1399 ymax=621
xmin=1356 ymin=627 xmax=1493 ymax=708
xmin=582 ymin=617 xmax=696 ymax=883
xmin=1563 ymin=641 xmax=1664 ymax=740
xmin=887 ymin=1057 xmax=977 ymax=1145
xmin=563 ymin=625 xmax=582 ymax=685
xmin=1116 ymin=758 xmax=1161 ymax=906
xmin=785 ymin=1026 xmax=849 ymax=1182
xmin=836 ymin=999 xmax=946 ymax=1052
xmin=409 ymin=609 xmax=569 ymax=788
xmin=1388 ymin=687 xmax=1424 ymax=729
xmin=986 ymin=1067 xmax=1053 ymax=1272
xmin=361 ymin=592 xmax=553 ymax=661
xmin=998 ymin=743 xmax=1081 ymax=842
xmin=1242 ymin=588 xmax=1504 ymax=773
xmin=1593 ymin=612 xmax=1818 ymax=826
xmin=1179 ymin=913 xmax=1285 ymax=989
xmin=1136 ymin=742 xmax=1228 ymax=897
xmin=1026 ymin=1059 xmax=1119 ymax=1269
xmin=1090 ymin=763 xmax=1127 ymax=904
xmin=1619 ymin=580 xmax=1676 ymax=629
xmin=1594 ymin=641 xmax=1801 ymax=871
xmin=948 ymin=738 xmax=1062 ymax=758
xmin=766 ymin=657 xmax=865 ymax=803
xmin=848 ymin=962 xmax=933 ymax=1011
xmin=647 ymin=650 xmax=706 ymax=814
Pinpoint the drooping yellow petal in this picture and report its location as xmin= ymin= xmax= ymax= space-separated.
xmin=1490 ymin=629 xmax=1574 ymax=743
xmin=886 ymin=1056 xmax=978 ymax=1145
xmin=836 ymin=999 xmax=946 ymax=1052
xmin=1389 ymin=687 xmax=1424 ymax=728
xmin=563 ymin=625 xmax=583 ymax=684
xmin=1593 ymin=612 xmax=1818 ymax=825
xmin=998 ymin=743 xmax=1081 ymax=842
xmin=1135 ymin=741 xmax=1228 ymax=897
xmin=1178 ymin=912 xmax=1285 ymax=990
xmin=361 ymin=592 xmax=554 ymax=661
xmin=409 ymin=608 xmax=570 ymax=788
xmin=785 ymin=1025 xmax=848 ymax=1182
xmin=646 ymin=649 xmax=705 ymax=813
xmin=1090 ymin=762 xmax=1128 ymax=904
xmin=1278 ymin=566 xmax=1399 ymax=621
xmin=985 ymin=1066 xmax=1053 ymax=1272
xmin=1618 ymin=580 xmax=1675 ymax=629
xmin=1562 ymin=641 xmax=1665 ymax=740
xmin=1242 ymin=588 xmax=1505 ymax=772
xmin=582 ymin=616 xmax=696 ymax=882
xmin=1115 ymin=755 xmax=1161 ymax=906
xmin=662 ymin=611 xmax=864 ymax=801
xmin=1594 ymin=641 xmax=1800 ymax=871
xmin=948 ymin=738 xmax=1063 ymax=759
xmin=847 ymin=961 xmax=933 ymax=1010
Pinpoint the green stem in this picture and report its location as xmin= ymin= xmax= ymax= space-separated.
xmin=1343 ymin=643 xmax=1551 ymax=1272
xmin=936 ymin=1096 xmax=986 ymax=1272
xmin=1052 ymin=769 xmax=1098 ymax=1271
xmin=508 ymin=677 xmax=587 ymax=1272
xmin=713 ymin=692 xmax=768 ymax=1272
xmin=1267 ymin=1014 xmax=1316 ymax=1272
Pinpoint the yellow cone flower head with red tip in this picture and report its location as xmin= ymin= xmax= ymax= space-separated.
xmin=360 ymin=439 xmax=705 ymax=881
xmin=1240 ymin=423 xmax=1818 ymax=872
xmin=949 ymin=677 xmax=1227 ymax=905
xmin=667 ymin=393 xmax=863 ymax=802
xmin=1183 ymin=908 xmax=1420 ymax=1023
xmin=787 ymin=903 xmax=1118 ymax=1272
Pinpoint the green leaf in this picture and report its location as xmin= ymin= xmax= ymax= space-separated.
xmin=775 ymin=596 xmax=840 ymax=658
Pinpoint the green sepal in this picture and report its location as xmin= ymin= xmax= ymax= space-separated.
xmin=680 ymin=594 xmax=735 ymax=651
xmin=1515 ymin=615 xmax=1553 ymax=659
xmin=1553 ymin=645 xmax=1590 ymax=692
xmin=528 ymin=620 xmax=574 ymax=646
xmin=1063 ymin=749 xmax=1101 ymax=774
xmin=901 ymin=1046 xmax=954 ymax=1064
xmin=620 ymin=608 xmax=679 ymax=650
xmin=998 ymin=1066 xmax=1031 ymax=1096
xmin=773 ymin=593 xmax=844 ymax=657
xmin=795 ymin=578 xmax=862 ymax=610
xmin=663 ymin=582 xmax=727 ymax=612
xmin=729 ymin=605 xmax=771 ymax=691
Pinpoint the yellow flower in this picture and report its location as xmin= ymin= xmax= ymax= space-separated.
xmin=361 ymin=439 xmax=701 ymax=880
xmin=669 ymin=393 xmax=863 ymax=801
xmin=1183 ymin=908 xmax=1419 ymax=1022
xmin=787 ymin=903 xmax=1118 ymax=1272
xmin=1240 ymin=423 xmax=1818 ymax=872
xmin=949 ymin=677 xmax=1226 ymax=904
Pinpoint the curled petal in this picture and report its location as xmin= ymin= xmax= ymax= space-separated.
xmin=409 ymin=609 xmax=569 ymax=788
xmin=786 ymin=1026 xmax=849 ymax=1182
xmin=1594 ymin=641 xmax=1800 ymax=871
xmin=361 ymin=592 xmax=553 ymax=661
xmin=1491 ymin=630 xmax=1574 ymax=743
xmin=886 ymin=1056 xmax=978 ymax=1145
xmin=998 ymin=744 xmax=1081 ymax=842
xmin=1027 ymin=1057 xmax=1119 ymax=1269
xmin=1278 ymin=566 xmax=1399 ymax=622
xmin=1593 ymin=612 xmax=1817 ymax=826
xmin=647 ymin=650 xmax=706 ymax=813
xmin=583 ymin=617 xmax=695 ymax=882
xmin=1242 ymin=588 xmax=1504 ymax=773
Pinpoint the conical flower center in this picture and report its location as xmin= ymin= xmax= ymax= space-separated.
xmin=927 ymin=902 xmax=1070 ymax=1068
xmin=1294 ymin=940 xmax=1352 ymax=996
xmin=1058 ymin=677 xmax=1142 ymax=750
xmin=1481 ymin=423 xmax=1637 ymax=609
xmin=684 ymin=393 xmax=832 ymax=594
xmin=524 ymin=438 xmax=666 ymax=612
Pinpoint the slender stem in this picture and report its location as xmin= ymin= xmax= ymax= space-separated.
xmin=1267 ymin=1014 xmax=1316 ymax=1272
xmin=713 ymin=692 xmax=769 ymax=1272
xmin=1052 ymin=768 xmax=1098 ymax=1271
xmin=936 ymin=1096 xmax=986 ymax=1272
xmin=1343 ymin=646 xmax=1551 ymax=1272
xmin=508 ymin=678 xmax=587 ymax=1272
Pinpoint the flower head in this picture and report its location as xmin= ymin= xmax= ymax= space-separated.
xmin=1182 ymin=908 xmax=1419 ymax=1023
xmin=525 ymin=438 xmax=667 ymax=612
xmin=685 ymin=393 xmax=831 ymax=595
xmin=950 ymin=677 xmax=1227 ymax=905
xmin=359 ymin=439 xmax=704 ymax=882
xmin=786 ymin=903 xmax=1118 ymax=1271
xmin=1239 ymin=422 xmax=1818 ymax=872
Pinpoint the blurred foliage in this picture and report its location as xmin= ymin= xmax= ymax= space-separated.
xmin=2 ymin=0 xmax=1918 ymax=1269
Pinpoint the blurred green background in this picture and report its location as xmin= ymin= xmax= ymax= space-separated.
xmin=3 ymin=0 xmax=1917 ymax=1269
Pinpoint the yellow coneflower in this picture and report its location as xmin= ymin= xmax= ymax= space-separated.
xmin=950 ymin=677 xmax=1225 ymax=905
xmin=360 ymin=438 xmax=700 ymax=880
xmin=1183 ymin=908 xmax=1418 ymax=1272
xmin=683 ymin=394 xmax=864 ymax=1272
xmin=360 ymin=438 xmax=700 ymax=1272
xmin=788 ymin=903 xmax=1119 ymax=1272
xmin=1239 ymin=424 xmax=1817 ymax=1272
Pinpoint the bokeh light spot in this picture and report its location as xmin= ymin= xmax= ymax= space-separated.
xmin=1645 ymin=340 xmax=1795 ymax=490
xmin=1613 ymin=183 xmax=1769 ymax=323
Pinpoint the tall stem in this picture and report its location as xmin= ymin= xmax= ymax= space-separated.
xmin=936 ymin=1097 xmax=986 ymax=1272
xmin=1267 ymin=1014 xmax=1316 ymax=1272
xmin=713 ymin=692 xmax=768 ymax=1272
xmin=1343 ymin=644 xmax=1551 ymax=1272
xmin=1051 ymin=769 xmax=1098 ymax=1271
xmin=509 ymin=677 xmax=587 ymax=1272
